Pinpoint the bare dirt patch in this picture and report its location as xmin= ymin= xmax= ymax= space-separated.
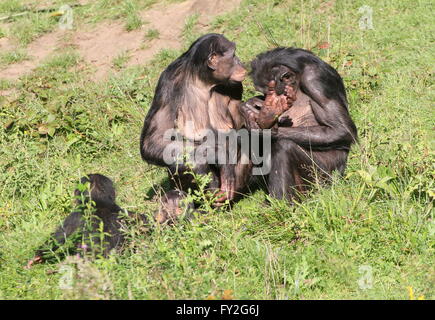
xmin=0 ymin=30 xmax=63 ymax=80
xmin=0 ymin=37 xmax=15 ymax=52
xmin=127 ymin=0 xmax=241 ymax=68
xmin=0 ymin=0 xmax=241 ymax=81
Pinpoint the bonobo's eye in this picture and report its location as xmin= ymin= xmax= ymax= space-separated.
xmin=280 ymin=72 xmax=291 ymax=81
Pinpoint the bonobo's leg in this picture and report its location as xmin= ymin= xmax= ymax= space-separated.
xmin=268 ymin=139 xmax=348 ymax=201
xmin=216 ymin=161 xmax=253 ymax=203
xmin=268 ymin=139 xmax=299 ymax=200
xmin=50 ymin=211 xmax=85 ymax=250
xmin=168 ymin=160 xmax=251 ymax=205
xmin=234 ymin=162 xmax=253 ymax=194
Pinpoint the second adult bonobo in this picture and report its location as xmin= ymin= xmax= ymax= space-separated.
xmin=240 ymin=47 xmax=358 ymax=201
xmin=140 ymin=33 xmax=251 ymax=205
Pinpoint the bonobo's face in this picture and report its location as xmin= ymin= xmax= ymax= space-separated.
xmin=254 ymin=65 xmax=299 ymax=95
xmin=208 ymin=42 xmax=247 ymax=83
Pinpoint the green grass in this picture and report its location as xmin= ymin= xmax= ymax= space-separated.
xmin=123 ymin=1 xmax=143 ymax=31
xmin=182 ymin=13 xmax=200 ymax=45
xmin=0 ymin=0 xmax=159 ymax=44
xmin=144 ymin=28 xmax=160 ymax=41
xmin=0 ymin=49 xmax=28 ymax=66
xmin=112 ymin=51 xmax=131 ymax=70
xmin=0 ymin=0 xmax=433 ymax=300
xmin=0 ymin=0 xmax=23 ymax=14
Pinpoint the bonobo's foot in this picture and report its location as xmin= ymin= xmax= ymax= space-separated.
xmin=214 ymin=175 xmax=235 ymax=204
xmin=25 ymin=255 xmax=42 ymax=269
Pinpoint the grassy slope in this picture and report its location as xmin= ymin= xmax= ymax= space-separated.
xmin=0 ymin=0 xmax=433 ymax=299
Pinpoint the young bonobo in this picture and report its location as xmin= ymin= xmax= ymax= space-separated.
xmin=26 ymin=174 xmax=149 ymax=268
xmin=140 ymin=33 xmax=251 ymax=207
xmin=26 ymin=175 xmax=194 ymax=267
xmin=239 ymin=48 xmax=358 ymax=201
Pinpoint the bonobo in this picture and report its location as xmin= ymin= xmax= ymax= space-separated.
xmin=239 ymin=47 xmax=358 ymax=201
xmin=140 ymin=33 xmax=251 ymax=205
xmin=26 ymin=174 xmax=149 ymax=267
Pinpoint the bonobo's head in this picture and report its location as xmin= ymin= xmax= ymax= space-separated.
xmin=74 ymin=174 xmax=116 ymax=208
xmin=186 ymin=33 xmax=246 ymax=84
xmin=250 ymin=47 xmax=301 ymax=95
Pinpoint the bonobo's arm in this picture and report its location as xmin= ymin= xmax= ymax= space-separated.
xmin=140 ymin=104 xmax=178 ymax=167
xmin=26 ymin=211 xmax=84 ymax=268
xmin=51 ymin=211 xmax=85 ymax=246
xmin=271 ymin=101 xmax=356 ymax=149
xmin=272 ymin=67 xmax=357 ymax=149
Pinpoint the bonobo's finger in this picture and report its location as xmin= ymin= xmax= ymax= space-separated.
xmin=213 ymin=189 xmax=226 ymax=202
xmin=278 ymin=115 xmax=293 ymax=127
xmin=284 ymin=86 xmax=297 ymax=107
xmin=264 ymin=80 xmax=276 ymax=106
xmin=25 ymin=256 xmax=42 ymax=269
xmin=241 ymin=102 xmax=260 ymax=115
xmin=279 ymin=95 xmax=290 ymax=112
xmin=265 ymin=80 xmax=277 ymax=102
xmin=285 ymin=85 xmax=297 ymax=100
xmin=267 ymin=80 xmax=276 ymax=94
xmin=264 ymin=94 xmax=280 ymax=109
xmin=214 ymin=190 xmax=229 ymax=203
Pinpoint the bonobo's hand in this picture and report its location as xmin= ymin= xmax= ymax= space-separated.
xmin=278 ymin=115 xmax=294 ymax=127
xmin=264 ymin=80 xmax=297 ymax=114
xmin=240 ymin=82 xmax=297 ymax=130
xmin=255 ymin=81 xmax=296 ymax=129
xmin=239 ymin=97 xmax=263 ymax=130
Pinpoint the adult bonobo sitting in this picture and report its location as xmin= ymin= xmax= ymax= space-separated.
xmin=140 ymin=34 xmax=250 ymax=207
xmin=240 ymin=47 xmax=358 ymax=201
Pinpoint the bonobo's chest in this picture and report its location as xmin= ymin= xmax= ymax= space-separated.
xmin=208 ymin=91 xmax=234 ymax=131
xmin=176 ymin=90 xmax=237 ymax=140
xmin=279 ymin=91 xmax=318 ymax=127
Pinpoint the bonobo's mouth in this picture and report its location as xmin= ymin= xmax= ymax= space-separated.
xmin=230 ymin=68 xmax=247 ymax=83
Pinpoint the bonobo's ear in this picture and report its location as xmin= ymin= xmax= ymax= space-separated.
xmin=207 ymin=53 xmax=218 ymax=71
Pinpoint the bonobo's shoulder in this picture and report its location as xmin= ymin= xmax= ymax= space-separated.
xmin=213 ymin=82 xmax=243 ymax=100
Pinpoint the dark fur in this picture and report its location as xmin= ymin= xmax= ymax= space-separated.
xmin=244 ymin=47 xmax=358 ymax=200
xmin=251 ymin=48 xmax=348 ymax=107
